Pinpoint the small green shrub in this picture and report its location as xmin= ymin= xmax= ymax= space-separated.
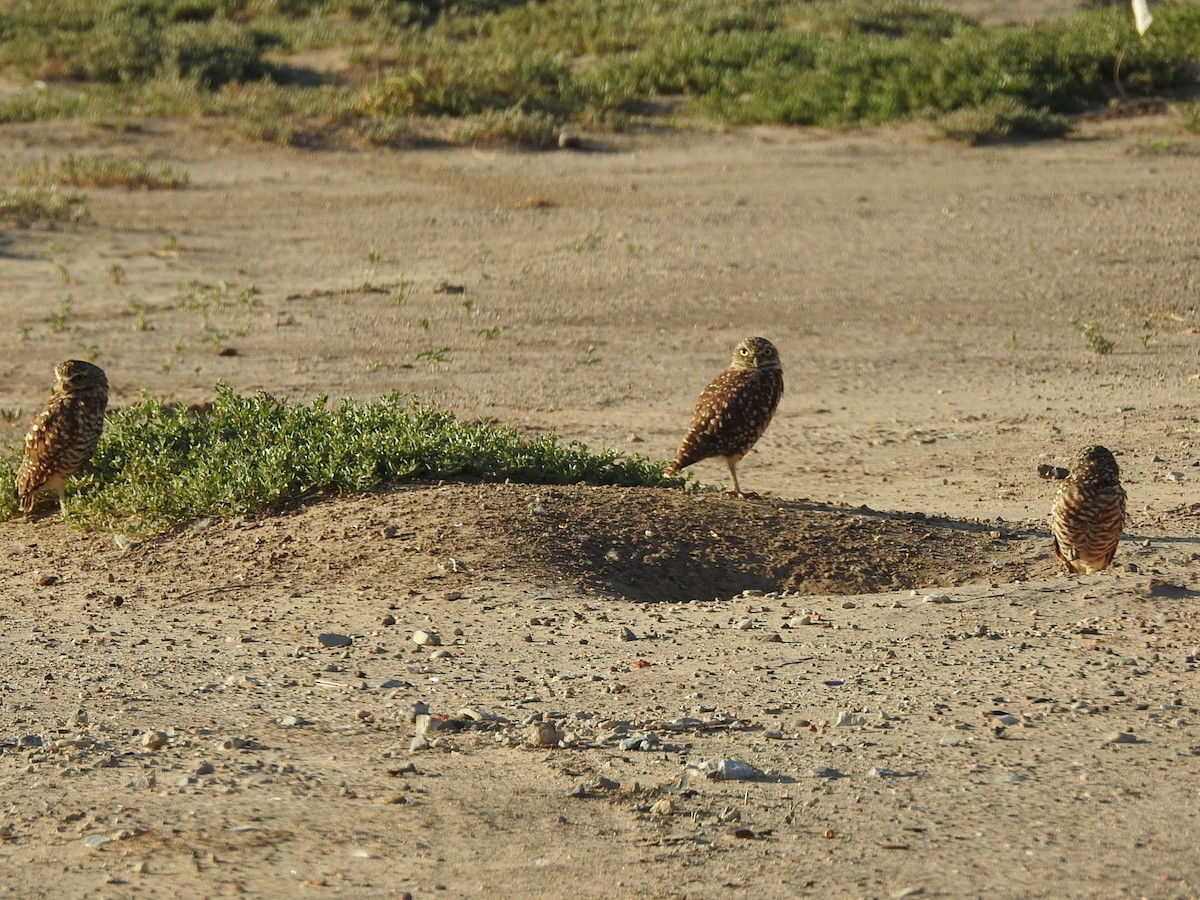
xmin=0 ymin=185 xmax=88 ymax=228
xmin=1070 ymin=318 xmax=1117 ymax=355
xmin=1180 ymin=101 xmax=1200 ymax=135
xmin=0 ymin=87 xmax=89 ymax=123
xmin=934 ymin=96 xmax=1071 ymax=144
xmin=0 ymin=388 xmax=679 ymax=530
xmin=23 ymin=153 xmax=189 ymax=190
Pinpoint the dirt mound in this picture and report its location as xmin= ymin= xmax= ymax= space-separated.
xmin=387 ymin=484 xmax=1043 ymax=600
xmin=84 ymin=484 xmax=1043 ymax=603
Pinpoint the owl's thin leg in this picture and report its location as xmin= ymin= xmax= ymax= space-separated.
xmin=56 ymin=488 xmax=67 ymax=518
xmin=726 ymin=459 xmax=742 ymax=497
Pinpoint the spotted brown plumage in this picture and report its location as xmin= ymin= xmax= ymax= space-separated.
xmin=15 ymin=360 xmax=109 ymax=517
xmin=1051 ymin=445 xmax=1127 ymax=574
xmin=664 ymin=337 xmax=783 ymax=495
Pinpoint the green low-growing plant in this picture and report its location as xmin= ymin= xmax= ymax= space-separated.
xmin=1070 ymin=318 xmax=1116 ymax=355
xmin=1126 ymin=135 xmax=1200 ymax=156
xmin=22 ymin=153 xmax=190 ymax=190
xmin=1182 ymin=101 xmax=1200 ymax=134
xmin=934 ymin=96 xmax=1071 ymax=145
xmin=416 ymin=346 xmax=451 ymax=367
xmin=50 ymin=294 xmax=73 ymax=332
xmin=0 ymin=185 xmax=87 ymax=227
xmin=0 ymin=388 xmax=680 ymax=530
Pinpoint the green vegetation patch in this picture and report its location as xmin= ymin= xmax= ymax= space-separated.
xmin=0 ymin=184 xmax=88 ymax=227
xmin=0 ymin=1 xmax=1197 ymax=144
xmin=0 ymin=387 xmax=678 ymax=532
xmin=20 ymin=153 xmax=190 ymax=189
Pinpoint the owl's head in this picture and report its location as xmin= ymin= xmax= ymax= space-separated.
xmin=1072 ymin=445 xmax=1120 ymax=479
xmin=55 ymin=359 xmax=109 ymax=396
xmin=731 ymin=337 xmax=781 ymax=370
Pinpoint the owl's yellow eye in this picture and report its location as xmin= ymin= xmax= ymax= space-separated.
xmin=738 ymin=347 xmax=750 ymax=356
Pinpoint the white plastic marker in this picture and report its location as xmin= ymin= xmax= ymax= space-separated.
xmin=1132 ymin=0 xmax=1153 ymax=35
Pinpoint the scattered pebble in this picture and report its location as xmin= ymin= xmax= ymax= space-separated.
xmin=689 ymin=758 xmax=760 ymax=781
xmin=1105 ymin=731 xmax=1139 ymax=745
xmin=809 ymin=766 xmax=844 ymax=779
xmin=319 ymin=633 xmax=353 ymax=648
xmin=139 ymin=731 xmax=168 ymax=751
xmin=618 ymin=627 xmax=637 ymax=642
xmin=412 ymin=630 xmax=442 ymax=647
xmin=618 ymin=732 xmax=660 ymax=752
xmin=525 ymin=722 xmax=562 ymax=748
xmin=650 ymin=798 xmax=674 ymax=816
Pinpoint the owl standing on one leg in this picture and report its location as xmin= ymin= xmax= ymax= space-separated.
xmin=1051 ymin=444 xmax=1126 ymax=574
xmin=665 ymin=336 xmax=783 ymax=496
xmin=15 ymin=360 xmax=109 ymax=517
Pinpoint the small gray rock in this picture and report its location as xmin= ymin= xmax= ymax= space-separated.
xmin=809 ymin=766 xmax=844 ymax=779
xmin=618 ymin=732 xmax=660 ymax=752
xmin=1105 ymin=731 xmax=1139 ymax=745
xmin=690 ymin=758 xmax=760 ymax=781
xmin=139 ymin=731 xmax=168 ymax=750
xmin=525 ymin=722 xmax=562 ymax=748
xmin=319 ymin=633 xmax=353 ymax=648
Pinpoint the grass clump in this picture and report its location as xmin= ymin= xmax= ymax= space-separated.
xmin=0 ymin=387 xmax=679 ymax=531
xmin=0 ymin=185 xmax=88 ymax=228
xmin=1181 ymin=101 xmax=1200 ymax=134
xmin=0 ymin=86 xmax=89 ymax=123
xmin=22 ymin=153 xmax=189 ymax=190
xmin=933 ymin=95 xmax=1071 ymax=144
xmin=1070 ymin=318 xmax=1117 ymax=355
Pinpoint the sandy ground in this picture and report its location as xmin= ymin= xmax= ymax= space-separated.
xmin=3 ymin=19 xmax=1200 ymax=897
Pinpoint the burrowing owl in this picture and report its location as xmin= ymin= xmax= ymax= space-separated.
xmin=15 ymin=360 xmax=109 ymax=517
xmin=665 ymin=336 xmax=783 ymax=495
xmin=1051 ymin=445 xmax=1126 ymax=574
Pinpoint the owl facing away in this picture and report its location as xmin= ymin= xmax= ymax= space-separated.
xmin=665 ymin=336 xmax=783 ymax=495
xmin=1051 ymin=444 xmax=1126 ymax=574
xmin=15 ymin=360 xmax=109 ymax=517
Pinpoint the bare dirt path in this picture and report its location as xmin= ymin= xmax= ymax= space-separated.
xmin=2 ymin=98 xmax=1200 ymax=896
